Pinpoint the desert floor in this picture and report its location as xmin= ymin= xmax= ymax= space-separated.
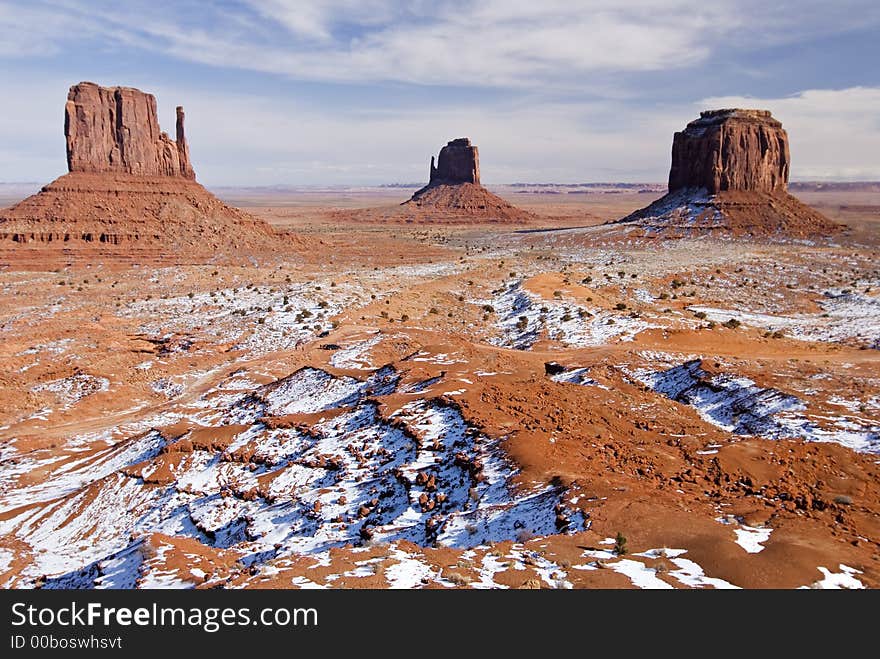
xmin=1 ymin=187 xmax=878 ymax=589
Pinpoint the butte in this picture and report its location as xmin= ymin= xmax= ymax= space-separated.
xmin=0 ymin=82 xmax=298 ymax=264
xmin=613 ymin=109 xmax=840 ymax=239
xmin=400 ymin=138 xmax=534 ymax=223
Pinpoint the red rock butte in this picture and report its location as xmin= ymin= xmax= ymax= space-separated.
xmin=0 ymin=82 xmax=297 ymax=264
xmin=616 ymin=109 xmax=840 ymax=239
xmin=65 ymin=82 xmax=195 ymax=179
xmin=405 ymin=137 xmax=533 ymax=223
xmin=429 ymin=137 xmax=480 ymax=185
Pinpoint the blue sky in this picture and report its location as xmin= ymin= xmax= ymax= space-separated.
xmin=0 ymin=0 xmax=878 ymax=185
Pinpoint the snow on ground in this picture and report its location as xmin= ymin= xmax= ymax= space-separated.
xmin=634 ymin=359 xmax=880 ymax=453
xmin=329 ymin=334 xmax=381 ymax=370
xmin=119 ymin=280 xmax=362 ymax=358
xmin=32 ymin=374 xmax=110 ymax=408
xmin=688 ymin=288 xmax=880 ymax=349
xmin=2 ymin=362 xmax=586 ymax=585
xmin=549 ymin=366 xmax=608 ymax=389
xmin=576 ymin=547 xmax=740 ymax=589
xmin=803 ymin=565 xmax=865 ymax=589
xmin=473 ymin=280 xmax=654 ymax=350
xmin=734 ymin=526 xmax=772 ymax=553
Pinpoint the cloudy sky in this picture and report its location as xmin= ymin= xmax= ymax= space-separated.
xmin=0 ymin=0 xmax=878 ymax=185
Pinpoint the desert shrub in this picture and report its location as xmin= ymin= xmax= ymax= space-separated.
xmin=516 ymin=316 xmax=529 ymax=330
xmin=694 ymin=311 xmax=707 ymax=319
xmin=723 ymin=318 xmax=741 ymax=329
xmin=400 ymin=314 xmax=409 ymax=322
xmin=553 ymin=290 xmax=563 ymax=299
xmin=429 ymin=307 xmax=439 ymax=314
xmin=615 ymin=302 xmax=627 ymax=310
xmin=614 ymin=532 xmax=628 ymax=556
xmin=482 ymin=304 xmax=495 ymax=313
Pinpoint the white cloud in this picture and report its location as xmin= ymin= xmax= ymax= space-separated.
xmin=4 ymin=1 xmax=879 ymax=87
xmin=701 ymin=87 xmax=880 ymax=180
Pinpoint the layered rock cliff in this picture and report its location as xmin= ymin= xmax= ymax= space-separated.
xmin=668 ymin=109 xmax=788 ymax=194
xmin=1 ymin=82 xmax=298 ymax=262
xmin=429 ymin=138 xmax=480 ymax=185
xmin=404 ymin=137 xmax=532 ymax=222
xmin=615 ymin=109 xmax=839 ymax=239
xmin=64 ymin=82 xmax=195 ymax=179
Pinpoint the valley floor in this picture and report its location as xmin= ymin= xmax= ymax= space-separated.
xmin=1 ymin=189 xmax=878 ymax=589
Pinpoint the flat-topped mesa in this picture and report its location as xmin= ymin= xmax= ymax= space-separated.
xmin=429 ymin=137 xmax=480 ymax=185
xmin=668 ymin=108 xmax=788 ymax=195
xmin=64 ymin=82 xmax=195 ymax=179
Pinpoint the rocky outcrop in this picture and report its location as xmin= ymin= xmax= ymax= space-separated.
xmin=1 ymin=81 xmax=300 ymax=262
xmin=668 ymin=109 xmax=788 ymax=194
xmin=175 ymin=106 xmax=194 ymax=180
xmin=429 ymin=138 xmax=480 ymax=185
xmin=64 ymin=82 xmax=195 ymax=179
xmin=398 ymin=138 xmax=532 ymax=223
xmin=614 ymin=109 xmax=839 ymax=240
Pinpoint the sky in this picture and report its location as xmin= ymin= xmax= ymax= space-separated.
xmin=0 ymin=0 xmax=878 ymax=186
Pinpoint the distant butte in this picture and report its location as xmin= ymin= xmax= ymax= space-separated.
xmin=615 ymin=109 xmax=840 ymax=239
xmin=404 ymin=138 xmax=534 ymax=223
xmin=1 ymin=82 xmax=298 ymax=263
xmin=429 ymin=137 xmax=480 ymax=185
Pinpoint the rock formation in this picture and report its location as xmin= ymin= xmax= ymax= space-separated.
xmin=65 ymin=82 xmax=195 ymax=179
xmin=668 ymin=109 xmax=788 ymax=194
xmin=403 ymin=137 xmax=533 ymax=223
xmin=430 ymin=138 xmax=480 ymax=185
xmin=1 ymin=82 xmax=296 ymax=262
xmin=615 ymin=109 xmax=839 ymax=239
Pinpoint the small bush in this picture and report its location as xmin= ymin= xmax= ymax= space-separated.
xmin=615 ymin=302 xmax=627 ymax=311
xmin=614 ymin=532 xmax=628 ymax=556
xmin=723 ymin=318 xmax=741 ymax=329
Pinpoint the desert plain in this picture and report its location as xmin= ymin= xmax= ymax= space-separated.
xmin=1 ymin=178 xmax=878 ymax=590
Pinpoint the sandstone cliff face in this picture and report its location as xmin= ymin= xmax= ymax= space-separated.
xmin=1 ymin=81 xmax=298 ymax=261
xmin=429 ymin=138 xmax=480 ymax=185
xmin=668 ymin=109 xmax=789 ymax=194
xmin=64 ymin=82 xmax=195 ymax=179
xmin=615 ymin=109 xmax=838 ymax=239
